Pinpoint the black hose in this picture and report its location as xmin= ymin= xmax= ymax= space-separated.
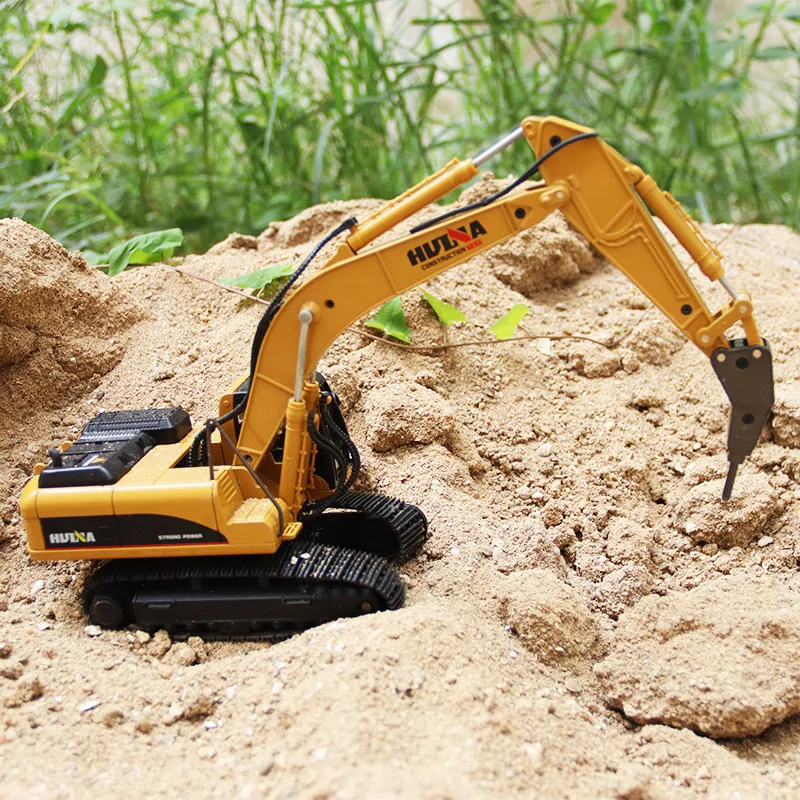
xmin=320 ymin=397 xmax=360 ymax=491
xmin=186 ymin=216 xmax=359 ymax=466
xmin=300 ymin=410 xmax=350 ymax=518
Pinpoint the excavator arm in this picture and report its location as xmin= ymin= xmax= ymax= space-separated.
xmin=236 ymin=116 xmax=773 ymax=503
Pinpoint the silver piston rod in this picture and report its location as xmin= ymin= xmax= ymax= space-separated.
xmin=472 ymin=127 xmax=525 ymax=167
xmin=294 ymin=308 xmax=314 ymax=400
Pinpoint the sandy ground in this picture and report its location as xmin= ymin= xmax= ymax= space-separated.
xmin=2 ymin=179 xmax=800 ymax=799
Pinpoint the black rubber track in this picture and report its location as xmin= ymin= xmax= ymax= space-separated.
xmin=302 ymin=491 xmax=427 ymax=562
xmin=83 ymin=540 xmax=405 ymax=639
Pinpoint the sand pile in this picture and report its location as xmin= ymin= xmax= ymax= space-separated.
xmin=0 ymin=218 xmax=140 ymax=417
xmin=2 ymin=188 xmax=800 ymax=798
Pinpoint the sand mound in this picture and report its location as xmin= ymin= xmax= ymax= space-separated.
xmin=1 ymin=199 xmax=800 ymax=798
xmin=0 ymin=218 xmax=141 ymax=436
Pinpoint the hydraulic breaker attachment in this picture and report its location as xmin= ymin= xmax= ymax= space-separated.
xmin=711 ymin=339 xmax=774 ymax=500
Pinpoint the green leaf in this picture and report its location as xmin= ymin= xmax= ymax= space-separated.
xmin=678 ymin=79 xmax=742 ymax=103
xmin=82 ymin=250 xmax=107 ymax=266
xmin=218 ymin=263 xmax=294 ymax=296
xmin=365 ymin=298 xmax=411 ymax=343
xmin=107 ymin=228 xmax=184 ymax=277
xmin=583 ymin=1 xmax=616 ymax=25
xmin=420 ymin=288 xmax=466 ymax=327
xmin=55 ymin=55 xmax=108 ymax=124
xmin=128 ymin=247 xmax=171 ymax=265
xmin=753 ymin=46 xmax=799 ymax=60
xmin=490 ymin=304 xmax=528 ymax=340
xmin=88 ymin=55 xmax=108 ymax=88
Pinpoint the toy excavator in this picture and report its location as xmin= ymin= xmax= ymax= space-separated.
xmin=19 ymin=116 xmax=774 ymax=637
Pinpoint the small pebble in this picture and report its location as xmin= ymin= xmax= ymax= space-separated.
xmin=758 ymin=536 xmax=774 ymax=548
xmin=537 ymin=443 xmax=553 ymax=458
xmin=84 ymin=625 xmax=103 ymax=638
xmin=522 ymin=742 xmax=543 ymax=766
xmin=30 ymin=580 xmax=45 ymax=596
xmin=1 ymin=661 xmax=24 ymax=680
xmin=259 ymin=757 xmax=275 ymax=776
xmin=164 ymin=703 xmax=185 ymax=726
xmin=79 ymin=697 xmax=101 ymax=713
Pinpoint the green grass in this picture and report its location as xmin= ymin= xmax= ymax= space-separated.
xmin=1 ymin=0 xmax=799 ymax=256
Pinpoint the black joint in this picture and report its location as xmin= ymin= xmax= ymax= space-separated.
xmin=549 ymin=135 xmax=562 ymax=148
xmin=681 ymin=304 xmax=693 ymax=316
xmin=514 ymin=208 xmax=526 ymax=219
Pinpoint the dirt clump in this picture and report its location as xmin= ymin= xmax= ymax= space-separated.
xmin=674 ymin=472 xmax=780 ymax=548
xmin=485 ymin=214 xmax=600 ymax=296
xmin=204 ymin=232 xmax=259 ymax=255
xmin=605 ymin=518 xmax=656 ymax=569
xmin=498 ymin=568 xmax=607 ymax=665
xmin=772 ymin=382 xmax=800 ymax=448
xmin=364 ymin=382 xmax=455 ymax=452
xmin=592 ymin=565 xmax=656 ymax=620
xmin=267 ymin=198 xmax=384 ymax=249
xmin=595 ymin=575 xmax=800 ymax=738
xmin=489 ymin=516 xmax=569 ymax=577
xmin=618 ymin=318 xmax=687 ymax=367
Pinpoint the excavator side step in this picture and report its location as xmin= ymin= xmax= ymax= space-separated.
xmin=302 ymin=492 xmax=428 ymax=561
xmin=83 ymin=541 xmax=405 ymax=639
